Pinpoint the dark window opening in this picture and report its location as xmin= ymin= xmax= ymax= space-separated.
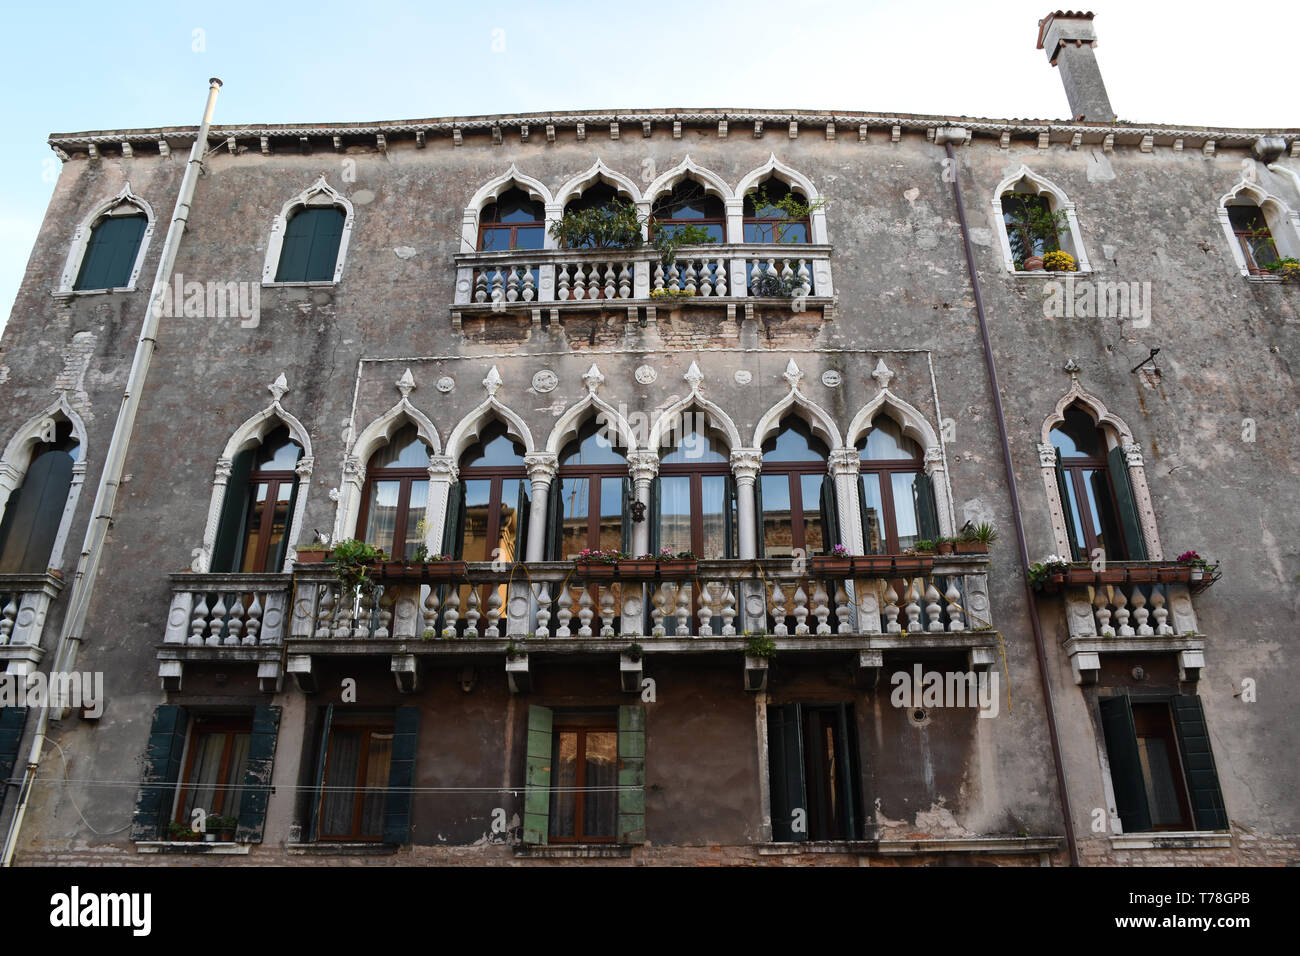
xmin=548 ymin=712 xmax=619 ymax=843
xmin=768 ymin=702 xmax=861 ymax=842
xmin=744 ymin=179 xmax=810 ymax=244
xmin=0 ymin=420 xmax=79 ymax=574
xmin=1050 ymin=405 xmax=1142 ymax=562
xmin=74 ymin=212 xmax=147 ymax=290
xmin=759 ymin=418 xmax=832 ymax=557
xmin=650 ymin=181 xmax=725 ymax=244
xmin=1228 ymin=204 xmax=1279 ymax=275
xmin=857 ymin=417 xmax=935 ymax=554
xmin=478 ymin=187 xmax=546 ymax=251
xmin=174 ymin=716 xmax=251 ymax=825
xmin=275 ymin=206 xmax=345 ymax=282
xmin=317 ymin=716 xmax=394 ymax=842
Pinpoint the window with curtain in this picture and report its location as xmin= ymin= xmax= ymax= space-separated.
xmin=478 ymin=187 xmax=546 ymax=251
xmin=357 ymin=424 xmax=431 ymax=562
xmin=857 ymin=416 xmax=937 ymax=553
xmin=210 ymin=425 xmax=303 ymax=574
xmin=650 ymin=181 xmax=726 ymax=243
xmin=174 ymin=716 xmax=251 ymax=824
xmin=74 ymin=210 xmax=147 ymax=290
xmin=657 ymin=424 xmax=736 ymax=559
xmin=1050 ymin=404 xmax=1145 ymax=562
xmin=743 ymin=179 xmax=811 ymax=244
xmin=548 ymin=712 xmax=618 ymax=843
xmin=274 ymin=206 xmax=345 ymax=282
xmin=317 ymin=717 xmax=394 ymax=842
xmin=758 ymin=418 xmax=833 ymax=557
xmin=0 ymin=420 xmax=79 ymax=574
xmin=549 ymin=420 xmax=628 ymax=559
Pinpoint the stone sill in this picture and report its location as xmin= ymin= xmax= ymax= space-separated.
xmin=1009 ymin=270 xmax=1092 ymax=279
xmin=135 ymin=841 xmax=250 ymax=855
xmin=261 ymin=280 xmax=338 ymax=289
xmin=1244 ymin=274 xmax=1284 ymax=283
xmin=514 ymin=844 xmax=633 ymax=859
xmin=757 ymin=841 xmax=875 ymax=856
xmin=51 ymin=287 xmax=136 ymax=299
xmin=1109 ymin=831 xmax=1231 ymax=850
xmin=285 ymin=842 xmax=400 ymax=856
xmin=451 ymin=296 xmax=834 ymax=316
xmin=875 ymin=836 xmax=1062 ymax=855
xmin=156 ymin=644 xmax=284 ymax=663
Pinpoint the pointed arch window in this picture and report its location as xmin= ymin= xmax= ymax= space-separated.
xmin=1050 ymin=405 xmax=1146 ymax=562
xmin=650 ymin=181 xmax=725 ymax=243
xmin=356 ymin=424 xmax=431 ymax=562
xmin=1226 ymin=203 xmax=1280 ymax=275
xmin=857 ymin=417 xmax=937 ymax=554
xmin=444 ymin=422 xmax=530 ymax=562
xmin=656 ymin=425 xmax=736 ymax=559
xmin=211 ymin=425 xmax=303 ymax=573
xmin=74 ymin=208 xmax=148 ymax=291
xmin=758 ymin=418 xmax=834 ymax=557
xmin=478 ymin=187 xmax=546 ymax=252
xmin=0 ymin=421 xmax=80 ymax=574
xmin=743 ymin=179 xmax=810 ymax=244
xmin=275 ymin=206 xmax=346 ymax=282
xmin=548 ymin=421 xmax=628 ymax=559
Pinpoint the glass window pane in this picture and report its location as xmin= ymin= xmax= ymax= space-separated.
xmin=801 ymin=475 xmax=824 ymax=554
xmin=514 ymin=226 xmax=545 ymax=250
xmin=461 ymin=480 xmax=492 ymax=562
xmin=560 ymin=477 xmax=590 ymax=559
xmin=891 ymin=472 xmax=921 ymax=550
xmin=763 ymin=420 xmax=827 ymax=462
xmin=661 ymin=426 xmax=728 ymax=463
xmin=860 ymin=418 xmax=921 ymax=460
xmin=699 ymin=476 xmax=726 ymax=559
xmin=497 ymin=479 xmax=528 ymax=562
xmin=550 ymin=731 xmax=578 ymax=839
xmin=371 ymin=424 xmax=429 ymax=469
xmin=584 ymin=731 xmax=618 ymax=839
xmin=403 ymin=480 xmax=428 ymax=561
xmin=659 ymin=476 xmax=692 ymax=556
xmin=1137 ymin=736 xmax=1184 ymax=827
xmin=239 ymin=483 xmax=269 ymax=572
xmin=461 ymin=425 xmax=526 ymax=468
xmin=225 ymin=734 xmax=250 ymax=817
xmin=859 ymin=474 xmax=885 ymax=554
xmin=1051 ymin=406 xmax=1106 ymax=458
xmin=1062 ymin=472 xmax=1089 ymax=550
xmin=561 ymin=422 xmax=625 ymax=466
xmin=598 ymin=477 xmax=623 ymax=553
xmin=180 ymin=733 xmax=227 ymax=821
xmin=761 ymin=474 xmax=793 ymax=555
xmin=364 ymin=481 xmax=401 ymax=556
xmin=1084 ymin=469 xmax=1126 ymax=560
xmin=361 ymin=732 xmax=392 ymax=838
xmin=479 ymin=228 xmax=508 ymax=251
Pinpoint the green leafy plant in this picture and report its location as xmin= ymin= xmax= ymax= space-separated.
xmin=330 ymin=538 xmax=388 ymax=597
xmin=505 ymin=640 xmax=524 ymax=660
xmin=421 ymin=627 xmax=436 ymax=641
xmin=1266 ymin=256 xmax=1300 ymax=281
xmin=1041 ymin=250 xmax=1076 ymax=272
xmin=745 ymin=632 xmax=776 ymax=659
xmin=549 ymin=200 xmax=645 ymax=251
xmin=913 ymin=539 xmax=936 ymax=553
xmin=652 ymin=222 xmax=718 ymax=269
xmin=625 ymin=642 xmax=644 ymax=662
xmin=745 ymin=184 xmax=826 ymax=243
xmin=1027 ymin=554 xmax=1071 ymax=588
xmin=964 ymin=522 xmax=998 ymax=545
xmin=167 ymin=821 xmax=199 ymax=842
xmin=413 ymin=542 xmax=429 ymax=563
xmin=1002 ymin=195 xmax=1070 ymax=270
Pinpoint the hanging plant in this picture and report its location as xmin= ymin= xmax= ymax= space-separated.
xmin=330 ymin=538 xmax=388 ymax=599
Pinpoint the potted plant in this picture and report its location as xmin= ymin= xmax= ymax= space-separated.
xmin=294 ymin=541 xmax=331 ymax=564
xmin=893 ymin=549 xmax=931 ymax=574
xmin=576 ymin=547 xmax=623 ymax=580
xmin=1002 ymin=195 xmax=1070 ymax=272
xmin=1042 ymin=250 xmax=1077 ymax=273
xmin=1028 ymin=555 xmax=1071 ymax=592
xmin=207 ymin=814 xmax=237 ymax=841
xmin=957 ymin=521 xmax=997 ymax=553
xmin=654 ymin=548 xmax=698 ymax=577
xmin=330 ymin=538 xmax=388 ymax=598
xmin=1266 ymin=257 xmax=1300 ymax=282
xmin=619 ymin=554 xmax=662 ymax=578
xmin=1065 ymin=564 xmax=1095 ymax=586
xmin=1177 ymin=550 xmax=1218 ymax=590
xmin=811 ymin=544 xmax=853 ymax=576
xmin=935 ymin=537 xmax=956 ymax=556
xmin=852 ymin=552 xmax=894 ymax=574
xmin=167 ymin=821 xmax=200 ymax=843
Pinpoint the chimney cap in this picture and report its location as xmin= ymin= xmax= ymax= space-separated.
xmin=1038 ymin=11 xmax=1099 ymax=63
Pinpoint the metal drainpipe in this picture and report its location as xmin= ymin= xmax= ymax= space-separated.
xmin=0 ymin=78 xmax=223 ymax=868
xmin=943 ymin=139 xmax=1080 ymax=866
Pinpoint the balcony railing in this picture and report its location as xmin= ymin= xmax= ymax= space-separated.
xmin=452 ymin=244 xmax=833 ymax=310
xmin=0 ymin=571 xmax=64 ymax=674
xmin=156 ymin=572 xmax=292 ymax=692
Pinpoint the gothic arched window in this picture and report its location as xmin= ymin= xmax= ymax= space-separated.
xmin=857 ymin=417 xmax=937 ymax=553
xmin=356 ymin=424 xmax=431 ymax=562
xmin=758 ymin=418 xmax=834 ymax=557
xmin=0 ymin=422 xmax=80 ymax=573
xmin=210 ymin=425 xmax=303 ymax=573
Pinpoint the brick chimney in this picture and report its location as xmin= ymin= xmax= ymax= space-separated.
xmin=1037 ymin=11 xmax=1113 ymax=122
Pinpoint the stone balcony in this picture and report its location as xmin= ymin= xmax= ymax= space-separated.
xmin=285 ymin=556 xmax=997 ymax=694
xmin=155 ymin=572 xmax=292 ymax=692
xmin=450 ymin=243 xmax=835 ymax=328
xmin=0 ymin=571 xmax=64 ymax=676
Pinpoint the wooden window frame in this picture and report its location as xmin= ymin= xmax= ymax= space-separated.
xmin=1131 ymin=701 xmax=1195 ymax=832
xmin=1228 ymin=206 xmax=1278 ymax=276
xmin=548 ymin=717 xmax=619 ymax=844
xmin=658 ymin=458 xmax=733 ymax=559
xmin=477 ymin=190 xmax=546 ymax=252
xmin=173 ymin=716 xmax=252 ymax=823
xmin=743 ymin=183 xmax=811 ymax=244
xmin=858 ymin=454 xmax=924 ymax=555
xmin=458 ymin=466 xmax=528 ymax=562
xmin=317 ymin=720 xmax=394 ymax=842
xmin=239 ymin=467 xmax=297 ymax=573
xmin=356 ymin=469 xmax=427 ymax=561
xmin=650 ymin=183 xmax=726 ymax=243
xmin=760 ymin=459 xmax=828 ymax=556
xmin=1058 ymin=453 xmax=1130 ymax=559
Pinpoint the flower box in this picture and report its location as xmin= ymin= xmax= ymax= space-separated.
xmin=955 ymin=541 xmax=988 ymax=554
xmin=654 ymin=559 xmax=698 ymax=578
xmin=1126 ymin=567 xmax=1159 ymax=584
xmin=1097 ymin=569 xmax=1126 ymax=585
xmin=379 ymin=561 xmax=467 ymax=581
xmin=1064 ymin=567 xmax=1095 ymax=586
xmin=616 ymin=559 xmax=661 ymax=578
xmin=852 ymin=555 xmax=895 ymax=575
xmin=576 ymin=560 xmax=618 ymax=580
xmin=1157 ymin=566 xmax=1191 ymax=584
xmin=810 ymin=556 xmax=853 ymax=577
xmin=893 ymin=555 xmax=933 ymax=574
xmin=295 ymin=549 xmax=330 ymax=564
xmin=1038 ymin=571 xmax=1066 ymax=593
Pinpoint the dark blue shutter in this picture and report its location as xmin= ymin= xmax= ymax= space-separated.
xmin=308 ymin=704 xmax=334 ymax=842
xmin=235 ymin=705 xmax=281 ymax=843
xmin=210 ymin=448 xmax=255 ymax=573
xmin=1055 ymin=450 xmax=1082 ymax=561
xmin=724 ymin=475 xmax=737 ymax=559
xmin=130 ymin=706 xmax=189 ymax=840
xmin=913 ymin=473 xmax=939 ymax=543
xmin=270 ymin=477 xmax=299 ymax=572
xmin=0 ymin=708 xmax=28 ymax=806
xmin=0 ymin=449 xmax=74 ymax=573
xmin=303 ymin=208 xmax=346 ymax=282
xmin=545 ymin=481 xmax=563 ymax=561
xmin=1098 ymin=695 xmax=1152 ymax=833
xmin=1170 ymin=695 xmax=1228 ymax=831
xmin=857 ymin=475 xmax=872 ymax=553
xmin=515 ymin=480 xmax=531 ymax=562
xmin=818 ymin=475 xmax=840 ymax=555
xmin=767 ymin=704 xmax=806 ymax=842
xmin=647 ymin=478 xmax=661 ymax=555
xmin=275 ymin=210 xmax=314 ymax=282
xmin=74 ymin=214 xmax=146 ymax=290
xmin=441 ymin=481 xmax=463 ymax=559
xmin=382 ymin=706 xmax=420 ymax=844
xmin=1106 ymin=445 xmax=1148 ymax=561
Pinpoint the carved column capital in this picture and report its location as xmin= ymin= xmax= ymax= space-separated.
xmin=294 ymin=456 xmax=315 ymax=479
xmin=627 ymin=450 xmax=660 ymax=483
xmin=427 ymin=455 xmax=459 ymax=483
xmin=730 ymin=448 xmax=763 ymax=482
xmin=524 ymin=453 xmax=558 ymax=485
xmin=924 ymin=445 xmax=946 ymax=470
xmin=827 ymin=448 xmax=861 ymax=476
xmin=213 ymin=457 xmax=233 ymax=483
xmin=1037 ymin=442 xmax=1058 ymax=468
xmin=1122 ymin=441 xmax=1144 ymax=467
xmin=343 ymin=454 xmax=365 ymax=487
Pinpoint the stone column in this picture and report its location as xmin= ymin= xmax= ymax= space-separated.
xmin=627 ymin=450 xmax=660 ymax=556
xmin=1122 ymin=440 xmax=1163 ymax=560
xmin=923 ymin=445 xmax=954 ymax=538
xmin=524 ymin=453 xmax=558 ymax=561
xmin=827 ymin=449 xmax=863 ymax=554
xmin=424 ymin=456 xmax=458 ymax=555
xmin=730 ymin=448 xmax=762 ymax=560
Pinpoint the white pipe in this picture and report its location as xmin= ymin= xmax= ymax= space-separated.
xmin=1 ymin=78 xmax=223 ymax=868
xmin=1267 ymin=162 xmax=1300 ymax=199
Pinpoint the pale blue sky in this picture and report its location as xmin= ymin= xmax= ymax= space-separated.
xmin=1 ymin=0 xmax=1294 ymax=334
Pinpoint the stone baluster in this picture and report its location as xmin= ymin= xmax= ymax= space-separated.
xmin=884 ymin=582 xmax=901 ymax=633
xmin=697 ymin=581 xmax=714 ymax=637
xmin=720 ymin=585 xmax=737 ymax=636
xmin=1094 ymin=587 xmax=1114 ymax=636
xmin=796 ymin=259 xmax=811 ymax=296
xmin=904 ymin=579 xmax=922 ymax=632
xmin=834 ymin=584 xmax=851 ymax=634
xmin=225 ymin=595 xmax=245 ymax=646
xmin=474 ymin=270 xmax=488 ymax=302
xmin=780 ymin=258 xmax=795 ymax=289
xmin=442 ymin=587 xmax=460 ymax=636
xmin=1 ymin=594 xmax=16 ymax=644
xmin=506 ymin=267 xmax=520 ymax=302
xmin=792 ymin=583 xmax=809 ymax=635
xmin=1150 ymin=587 xmax=1172 ymax=635
xmin=674 ymin=584 xmax=691 ymax=637
xmin=332 ymin=586 xmax=353 ymax=638
xmin=374 ymin=588 xmax=393 ymax=639
xmin=577 ymin=587 xmax=595 ymax=638
xmin=771 ymin=582 xmax=788 ymax=636
xmin=599 ymin=587 xmax=616 ymax=638
xmin=1131 ymin=587 xmax=1151 ymax=636
xmin=618 ymin=262 xmax=632 ymax=298
xmin=812 ymin=582 xmax=831 ymax=635
xmin=1114 ymin=587 xmax=1134 ymax=636
xmin=653 ymin=261 xmax=665 ymax=292
xmin=588 ymin=264 xmax=602 ymax=300
xmin=244 ymin=593 xmax=263 ymax=645
xmin=534 ymin=584 xmax=551 ymax=638
xmin=190 ymin=593 xmax=211 ymax=645
xmin=522 ymin=267 xmax=536 ymax=301
xmin=925 ymin=581 xmax=943 ymax=632
xmin=650 ymin=582 xmax=669 ymax=637
xmin=485 ymin=587 xmax=503 ymax=639
xmin=490 ymin=268 xmax=504 ymax=305
xmin=602 ymin=262 xmax=616 ymax=300
xmin=422 ymin=586 xmax=440 ymax=636
xmin=571 ymin=264 xmax=587 ymax=300
xmin=698 ymin=260 xmax=713 ymax=296
xmin=557 ymin=264 xmax=572 ymax=300
xmin=945 ymin=578 xmax=965 ymax=631
xmin=463 ymin=586 xmax=481 ymax=639
xmin=354 ymin=589 xmax=374 ymax=639
xmin=684 ymin=260 xmax=698 ymax=294
xmin=316 ymin=586 xmax=336 ymax=640
xmin=206 ymin=594 xmax=227 ymax=646
xmin=555 ymin=583 xmax=573 ymax=638
xmin=667 ymin=262 xmax=681 ymax=292
xmin=713 ymin=258 xmax=728 ymax=297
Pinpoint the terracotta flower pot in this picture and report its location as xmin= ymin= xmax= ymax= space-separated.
xmin=936 ymin=541 xmax=955 ymax=555
xmin=811 ymin=556 xmax=853 ymax=577
xmin=617 ymin=560 xmax=660 ymax=578
xmin=295 ymin=549 xmax=329 ymax=564
xmin=1024 ymin=255 xmax=1045 ymax=271
xmin=955 ymin=541 xmax=988 ymax=554
xmin=1097 ymin=569 xmax=1126 ymax=585
xmin=1126 ymin=567 xmax=1158 ymax=584
xmin=1065 ymin=567 xmax=1095 ymax=586
xmin=577 ymin=561 xmax=618 ymax=580
xmin=655 ymin=560 xmax=698 ymax=578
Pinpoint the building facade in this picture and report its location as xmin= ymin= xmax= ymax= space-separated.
xmin=2 ymin=12 xmax=1298 ymax=866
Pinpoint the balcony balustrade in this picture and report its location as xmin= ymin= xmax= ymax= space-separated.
xmin=0 ymin=571 xmax=64 ymax=676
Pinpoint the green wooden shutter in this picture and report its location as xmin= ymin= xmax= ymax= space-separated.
xmin=621 ymin=477 xmax=632 ymax=554
xmin=74 ymin=215 xmax=146 ymax=290
xmin=210 ymin=448 xmax=255 ymax=573
xmin=303 ymin=208 xmax=346 ymax=282
xmin=0 ymin=708 xmax=28 ymax=806
xmin=819 ymin=475 xmax=841 ymax=555
xmin=1170 ymin=695 xmax=1228 ymax=831
xmin=275 ymin=209 xmax=316 ymax=282
xmin=1098 ymin=695 xmax=1152 ymax=833
xmin=836 ymin=703 xmax=859 ymax=840
xmin=1055 ymin=450 xmax=1082 ymax=561
xmin=0 ymin=450 xmax=74 ymax=573
xmin=724 ymin=475 xmax=737 ymax=559
xmin=235 ymin=705 xmax=281 ymax=843
xmin=767 ymin=704 xmax=806 ymax=841
xmin=544 ymin=480 xmax=563 ymax=561
xmin=382 ymin=705 xmax=421 ymax=844
xmin=308 ymin=704 xmax=334 ymax=842
xmin=914 ymin=473 xmax=939 ymax=543
xmin=1106 ymin=445 xmax=1148 ymax=561
xmin=647 ymin=478 xmax=661 ymax=555
xmin=857 ymin=475 xmax=872 ymax=553
xmin=617 ymin=704 xmax=646 ymax=845
xmin=523 ymin=705 xmax=553 ymax=844
xmin=515 ymin=480 xmax=531 ymax=562
xmin=130 ymin=705 xmax=189 ymax=840
xmin=753 ymin=475 xmax=765 ymax=559
xmin=440 ymin=481 xmax=463 ymax=559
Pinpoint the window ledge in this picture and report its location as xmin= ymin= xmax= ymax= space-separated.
xmin=285 ymin=842 xmax=400 ymax=856
xmin=52 ymin=287 xmax=135 ymax=299
xmin=514 ymin=844 xmax=633 ymax=859
xmin=135 ymin=841 xmax=251 ymax=855
xmin=875 ymin=836 xmax=1063 ymax=856
xmin=261 ymin=280 xmax=338 ymax=289
xmin=1008 ymin=270 xmax=1093 ymax=279
xmin=757 ymin=841 xmax=876 ymax=856
xmin=1109 ymin=831 xmax=1231 ymax=851
xmin=1244 ymin=274 xmax=1284 ymax=283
